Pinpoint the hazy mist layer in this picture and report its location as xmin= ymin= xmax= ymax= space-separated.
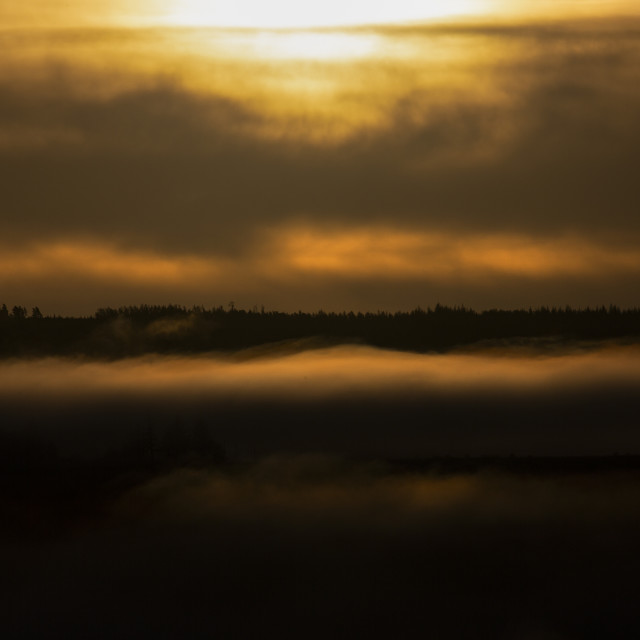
xmin=2 ymin=344 xmax=639 ymax=457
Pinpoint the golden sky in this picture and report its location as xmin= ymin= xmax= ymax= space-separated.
xmin=3 ymin=1 xmax=640 ymax=27
xmin=1 ymin=1 xmax=640 ymax=313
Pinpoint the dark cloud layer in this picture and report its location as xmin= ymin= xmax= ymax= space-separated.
xmin=1 ymin=23 xmax=640 ymax=243
xmin=1 ymin=20 xmax=639 ymax=310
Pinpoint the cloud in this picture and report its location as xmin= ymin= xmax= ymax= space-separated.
xmin=0 ymin=240 xmax=227 ymax=286
xmin=270 ymin=226 xmax=640 ymax=280
xmin=2 ymin=225 xmax=640 ymax=312
xmin=2 ymin=23 xmax=639 ymax=228
xmin=1 ymin=20 xmax=639 ymax=309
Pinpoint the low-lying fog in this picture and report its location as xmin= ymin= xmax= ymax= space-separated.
xmin=2 ymin=342 xmax=640 ymax=457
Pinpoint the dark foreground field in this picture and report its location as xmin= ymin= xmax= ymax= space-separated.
xmin=2 ymin=452 xmax=640 ymax=639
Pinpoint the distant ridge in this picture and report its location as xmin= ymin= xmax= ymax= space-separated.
xmin=1 ymin=303 xmax=640 ymax=357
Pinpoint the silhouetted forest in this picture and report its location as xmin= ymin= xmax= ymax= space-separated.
xmin=2 ymin=303 xmax=640 ymax=356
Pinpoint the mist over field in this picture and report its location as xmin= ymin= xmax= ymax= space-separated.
xmin=2 ymin=342 xmax=640 ymax=457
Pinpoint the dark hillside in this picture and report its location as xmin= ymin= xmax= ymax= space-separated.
xmin=1 ymin=304 xmax=640 ymax=357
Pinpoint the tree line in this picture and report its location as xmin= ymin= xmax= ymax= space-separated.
xmin=1 ymin=303 xmax=639 ymax=356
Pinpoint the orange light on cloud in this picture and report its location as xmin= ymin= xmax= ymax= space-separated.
xmin=272 ymin=227 xmax=640 ymax=282
xmin=0 ymin=26 xmax=506 ymax=146
xmin=1 ymin=241 xmax=225 ymax=286
xmin=1 ymin=227 xmax=639 ymax=298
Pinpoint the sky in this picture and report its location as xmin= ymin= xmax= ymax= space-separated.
xmin=1 ymin=1 xmax=640 ymax=314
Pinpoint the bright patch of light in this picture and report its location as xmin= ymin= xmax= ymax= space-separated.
xmin=246 ymin=32 xmax=378 ymax=60
xmin=164 ymin=0 xmax=479 ymax=28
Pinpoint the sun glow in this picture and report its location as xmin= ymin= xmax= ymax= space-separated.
xmin=243 ymin=31 xmax=378 ymax=60
xmin=164 ymin=0 xmax=480 ymax=29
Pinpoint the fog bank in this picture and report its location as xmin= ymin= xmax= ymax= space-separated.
xmin=2 ymin=344 xmax=639 ymax=457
